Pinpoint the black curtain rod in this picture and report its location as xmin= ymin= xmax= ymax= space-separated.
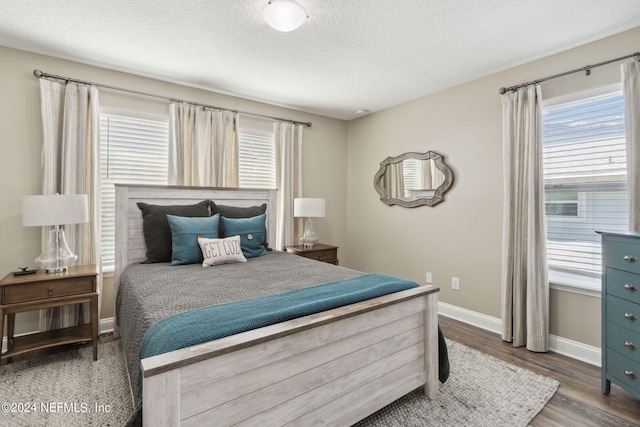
xmin=33 ymin=69 xmax=312 ymax=128
xmin=498 ymin=51 xmax=640 ymax=94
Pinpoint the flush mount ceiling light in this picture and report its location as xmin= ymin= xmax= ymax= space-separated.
xmin=263 ymin=0 xmax=308 ymax=32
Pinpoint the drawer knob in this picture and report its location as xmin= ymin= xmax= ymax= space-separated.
xmin=48 ymin=286 xmax=54 ymax=296
xmin=624 ymin=369 xmax=638 ymax=379
xmin=624 ymin=340 xmax=637 ymax=350
xmin=624 ymin=312 xmax=637 ymax=320
xmin=624 ymin=283 xmax=638 ymax=291
xmin=624 ymin=255 xmax=637 ymax=263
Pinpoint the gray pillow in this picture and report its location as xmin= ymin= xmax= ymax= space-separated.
xmin=137 ymin=200 xmax=210 ymax=263
xmin=210 ymin=202 xmax=267 ymax=219
xmin=210 ymin=201 xmax=269 ymax=248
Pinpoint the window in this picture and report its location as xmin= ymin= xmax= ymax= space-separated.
xmin=542 ymin=91 xmax=628 ymax=279
xmin=99 ymin=113 xmax=169 ymax=269
xmin=238 ymin=129 xmax=275 ymax=189
xmin=98 ymin=118 xmax=274 ymax=269
xmin=545 ymin=191 xmax=582 ymax=218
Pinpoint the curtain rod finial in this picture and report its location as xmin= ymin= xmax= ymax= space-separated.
xmin=499 ymin=87 xmax=507 ymax=95
xmin=33 ymin=69 xmax=43 ymax=78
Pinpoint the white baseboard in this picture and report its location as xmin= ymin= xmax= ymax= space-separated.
xmin=2 ymin=317 xmax=116 ymax=353
xmin=438 ymin=301 xmax=503 ymax=334
xmin=438 ymin=301 xmax=601 ymax=367
xmin=99 ymin=317 xmax=114 ymax=334
xmin=548 ymin=333 xmax=601 ymax=367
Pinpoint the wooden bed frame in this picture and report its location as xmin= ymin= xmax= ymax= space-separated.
xmin=115 ymin=184 xmax=440 ymax=427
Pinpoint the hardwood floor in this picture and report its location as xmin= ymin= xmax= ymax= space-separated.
xmin=439 ymin=315 xmax=640 ymax=426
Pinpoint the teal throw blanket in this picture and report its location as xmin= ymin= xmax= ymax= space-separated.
xmin=139 ymin=273 xmax=418 ymax=395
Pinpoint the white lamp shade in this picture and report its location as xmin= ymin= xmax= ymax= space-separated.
xmin=294 ymin=198 xmax=325 ymax=218
xmin=263 ymin=0 xmax=307 ymax=32
xmin=23 ymin=194 xmax=89 ymax=226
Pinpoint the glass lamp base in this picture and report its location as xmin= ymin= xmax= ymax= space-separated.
xmin=36 ymin=227 xmax=78 ymax=273
xmin=300 ymin=217 xmax=319 ymax=249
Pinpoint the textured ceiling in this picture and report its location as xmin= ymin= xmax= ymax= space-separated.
xmin=1 ymin=0 xmax=639 ymax=120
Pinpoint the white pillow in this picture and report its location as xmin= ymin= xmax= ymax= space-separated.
xmin=198 ymin=235 xmax=247 ymax=267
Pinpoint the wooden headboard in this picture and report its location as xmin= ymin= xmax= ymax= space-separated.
xmin=114 ymin=184 xmax=278 ymax=306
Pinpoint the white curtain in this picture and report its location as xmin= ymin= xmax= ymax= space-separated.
xmin=168 ymin=102 xmax=239 ymax=187
xmin=622 ymin=60 xmax=640 ymax=231
xmin=39 ymin=79 xmax=102 ymax=330
xmin=501 ymin=85 xmax=549 ymax=352
xmin=274 ymin=122 xmax=303 ymax=250
xmin=423 ymin=160 xmax=444 ymax=189
xmin=384 ymin=163 xmax=404 ymax=198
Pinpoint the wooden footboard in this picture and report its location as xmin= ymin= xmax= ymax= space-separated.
xmin=141 ymin=285 xmax=439 ymax=427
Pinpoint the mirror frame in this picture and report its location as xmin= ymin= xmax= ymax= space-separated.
xmin=373 ymin=151 xmax=454 ymax=207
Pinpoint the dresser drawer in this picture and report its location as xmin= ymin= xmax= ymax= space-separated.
xmin=607 ymin=295 xmax=640 ymax=334
xmin=3 ymin=276 xmax=95 ymax=304
xmin=606 ymin=268 xmax=640 ymax=304
xmin=606 ymin=322 xmax=640 ymax=361
xmin=607 ymin=349 xmax=640 ymax=396
xmin=605 ymin=240 xmax=640 ymax=275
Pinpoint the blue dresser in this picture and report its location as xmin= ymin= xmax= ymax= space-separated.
xmin=599 ymin=231 xmax=640 ymax=399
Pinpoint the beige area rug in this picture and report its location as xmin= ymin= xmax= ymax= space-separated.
xmin=0 ymin=339 xmax=558 ymax=427
xmin=357 ymin=340 xmax=559 ymax=427
xmin=0 ymin=341 xmax=133 ymax=427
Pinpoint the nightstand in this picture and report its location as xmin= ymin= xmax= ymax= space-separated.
xmin=0 ymin=265 xmax=99 ymax=363
xmin=284 ymin=244 xmax=339 ymax=265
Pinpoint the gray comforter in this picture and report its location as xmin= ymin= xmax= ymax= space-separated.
xmin=116 ymin=250 xmax=362 ymax=406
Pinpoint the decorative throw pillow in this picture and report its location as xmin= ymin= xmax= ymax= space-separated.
xmin=167 ymin=214 xmax=220 ymax=266
xmin=137 ymin=200 xmax=210 ymax=263
xmin=198 ymin=235 xmax=247 ymax=266
xmin=210 ymin=202 xmax=269 ymax=248
xmin=220 ymin=214 xmax=268 ymax=258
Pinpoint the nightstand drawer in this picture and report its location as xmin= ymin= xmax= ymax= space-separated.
xmin=285 ymin=244 xmax=339 ymax=265
xmin=607 ymin=349 xmax=640 ymax=396
xmin=607 ymin=295 xmax=640 ymax=334
xmin=607 ymin=322 xmax=640 ymax=361
xmin=301 ymin=248 xmax=338 ymax=263
xmin=3 ymin=276 xmax=94 ymax=304
xmin=606 ymin=268 xmax=640 ymax=304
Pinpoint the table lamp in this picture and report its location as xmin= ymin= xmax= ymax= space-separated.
xmin=22 ymin=194 xmax=89 ymax=273
xmin=294 ymin=198 xmax=325 ymax=249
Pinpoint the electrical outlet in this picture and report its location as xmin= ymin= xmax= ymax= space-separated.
xmin=426 ymin=272 xmax=433 ymax=284
xmin=452 ymin=277 xmax=460 ymax=290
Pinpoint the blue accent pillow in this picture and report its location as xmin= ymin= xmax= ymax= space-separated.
xmin=221 ymin=214 xmax=268 ymax=258
xmin=167 ymin=214 xmax=220 ymax=265
xmin=137 ymin=200 xmax=210 ymax=263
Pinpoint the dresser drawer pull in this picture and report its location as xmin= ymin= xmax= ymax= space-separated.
xmin=624 ymin=255 xmax=637 ymax=263
xmin=624 ymin=369 xmax=638 ymax=379
xmin=48 ymin=286 xmax=54 ymax=296
xmin=624 ymin=283 xmax=638 ymax=291
xmin=624 ymin=341 xmax=637 ymax=350
xmin=624 ymin=312 xmax=637 ymax=320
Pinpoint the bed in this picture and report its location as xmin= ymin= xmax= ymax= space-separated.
xmin=114 ymin=184 xmax=443 ymax=427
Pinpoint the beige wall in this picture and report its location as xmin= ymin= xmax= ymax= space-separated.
xmin=0 ymin=46 xmax=348 ymax=334
xmin=3 ymin=26 xmax=638 ymax=348
xmin=346 ymin=26 xmax=640 ymax=348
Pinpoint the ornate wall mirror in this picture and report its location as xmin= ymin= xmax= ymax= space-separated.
xmin=374 ymin=151 xmax=454 ymax=207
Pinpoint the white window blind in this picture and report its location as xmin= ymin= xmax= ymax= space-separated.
xmin=542 ymin=91 xmax=628 ymax=276
xmin=402 ymin=159 xmax=420 ymax=198
xmin=99 ymin=113 xmax=169 ymax=269
xmin=238 ymin=129 xmax=275 ymax=189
